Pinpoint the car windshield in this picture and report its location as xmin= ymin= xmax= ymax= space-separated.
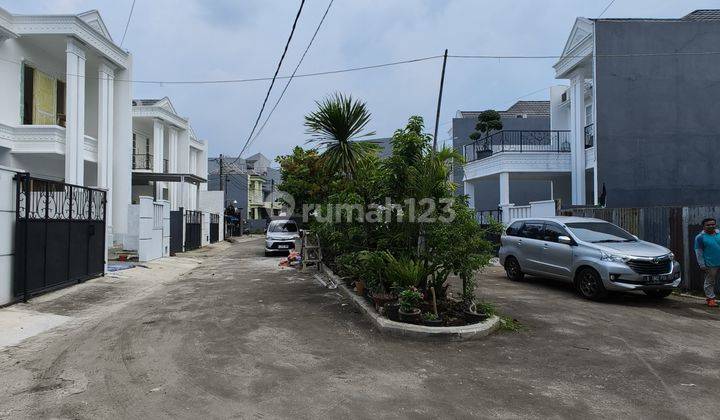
xmin=565 ymin=222 xmax=636 ymax=243
xmin=269 ymin=222 xmax=297 ymax=233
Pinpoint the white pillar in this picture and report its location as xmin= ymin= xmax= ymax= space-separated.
xmin=152 ymin=119 xmax=164 ymax=199
xmin=65 ymin=38 xmax=86 ymax=185
xmin=97 ymin=60 xmax=115 ymax=256
xmin=112 ymin=56 xmax=133 ymax=246
xmin=499 ymin=172 xmax=510 ymax=206
xmin=168 ymin=127 xmax=178 ymax=208
xmin=464 ymin=181 xmax=475 ymax=210
xmin=569 ymin=71 xmax=586 ymax=205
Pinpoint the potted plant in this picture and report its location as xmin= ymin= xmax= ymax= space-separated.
xmin=398 ymin=287 xmax=422 ymax=323
xmin=422 ymin=312 xmax=443 ymax=327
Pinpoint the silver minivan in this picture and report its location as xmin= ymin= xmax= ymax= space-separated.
xmin=499 ymin=216 xmax=682 ymax=300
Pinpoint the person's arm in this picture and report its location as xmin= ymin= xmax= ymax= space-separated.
xmin=695 ymin=234 xmax=706 ymax=269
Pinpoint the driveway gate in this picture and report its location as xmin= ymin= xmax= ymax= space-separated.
xmin=13 ymin=173 xmax=106 ymax=301
xmin=185 ymin=210 xmax=202 ymax=251
xmin=210 ymin=213 xmax=219 ymax=243
xmin=169 ymin=208 xmax=183 ymax=254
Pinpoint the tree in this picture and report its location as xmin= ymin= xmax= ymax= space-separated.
xmin=468 ymin=110 xmax=503 ymax=142
xmin=275 ymin=146 xmax=339 ymax=215
xmin=304 ymin=93 xmax=377 ymax=177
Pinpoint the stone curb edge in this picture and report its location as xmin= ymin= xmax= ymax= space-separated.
xmin=321 ymin=264 xmax=500 ymax=341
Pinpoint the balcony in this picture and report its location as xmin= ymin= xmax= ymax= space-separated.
xmin=132 ymin=153 xmax=153 ymax=170
xmin=584 ymin=123 xmax=594 ymax=148
xmin=463 ymin=130 xmax=571 ymax=162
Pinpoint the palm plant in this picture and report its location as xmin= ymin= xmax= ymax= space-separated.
xmin=304 ymin=93 xmax=377 ymax=177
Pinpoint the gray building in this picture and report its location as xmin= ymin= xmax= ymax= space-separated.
xmin=461 ymin=9 xmax=720 ymax=217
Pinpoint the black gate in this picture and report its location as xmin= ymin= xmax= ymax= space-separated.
xmin=169 ymin=208 xmax=183 ymax=254
xmin=185 ymin=210 xmax=202 ymax=251
xmin=210 ymin=213 xmax=219 ymax=243
xmin=13 ymin=173 xmax=106 ymax=301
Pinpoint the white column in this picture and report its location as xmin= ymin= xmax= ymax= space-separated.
xmin=97 ymin=60 xmax=115 ymax=256
xmin=168 ymin=127 xmax=178 ymax=209
xmin=112 ymin=56 xmax=133 ymax=246
xmin=65 ymin=38 xmax=86 ymax=185
xmin=569 ymin=71 xmax=586 ymax=205
xmin=152 ymin=119 xmax=164 ymax=173
xmin=97 ymin=60 xmax=114 ymax=190
xmin=499 ymin=172 xmax=510 ymax=206
xmin=152 ymin=119 xmax=164 ymax=199
xmin=464 ymin=181 xmax=475 ymax=210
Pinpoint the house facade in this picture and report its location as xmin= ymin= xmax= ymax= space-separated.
xmin=131 ymin=97 xmax=208 ymax=211
xmin=0 ymin=7 xmax=133 ymax=246
xmin=462 ymin=9 xmax=720 ymax=222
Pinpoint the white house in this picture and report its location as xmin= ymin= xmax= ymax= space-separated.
xmin=130 ymin=97 xmax=208 ymax=211
xmin=0 ymin=7 xmax=133 ymax=243
xmin=0 ymin=7 xmax=133 ymax=304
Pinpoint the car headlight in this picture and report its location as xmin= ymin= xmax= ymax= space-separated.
xmin=600 ymin=250 xmax=631 ymax=263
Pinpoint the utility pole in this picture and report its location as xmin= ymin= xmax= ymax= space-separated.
xmin=218 ymin=154 xmax=225 ymax=206
xmin=432 ymin=49 xmax=449 ymax=152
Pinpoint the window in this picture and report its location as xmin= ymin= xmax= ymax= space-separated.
xmin=565 ymin=222 xmax=636 ymax=243
xmin=585 ymin=104 xmax=593 ymax=125
xmin=506 ymin=221 xmax=524 ymax=237
xmin=269 ymin=221 xmax=298 ymax=233
xmin=519 ymin=222 xmax=544 ymax=240
xmin=543 ymin=223 xmax=568 ymax=243
xmin=21 ymin=64 xmax=66 ymax=126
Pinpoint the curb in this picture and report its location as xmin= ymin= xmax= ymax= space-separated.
xmin=321 ymin=265 xmax=500 ymax=341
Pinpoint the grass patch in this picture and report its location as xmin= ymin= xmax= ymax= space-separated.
xmin=474 ymin=301 xmax=525 ymax=332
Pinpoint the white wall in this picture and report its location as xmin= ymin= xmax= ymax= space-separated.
xmin=0 ymin=165 xmax=19 ymax=305
xmin=0 ymin=38 xmax=66 ymax=126
xmin=112 ymin=58 xmax=132 ymax=246
xmin=550 ymin=85 xmax=570 ymax=131
xmin=201 ymin=211 xmax=210 ymax=247
xmin=123 ymin=203 xmax=139 ymax=251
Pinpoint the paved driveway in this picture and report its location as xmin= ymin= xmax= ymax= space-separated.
xmin=0 ymin=239 xmax=718 ymax=419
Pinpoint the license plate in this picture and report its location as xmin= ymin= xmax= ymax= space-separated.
xmin=278 ymin=245 xmax=289 ymax=249
xmin=644 ymin=273 xmax=677 ymax=284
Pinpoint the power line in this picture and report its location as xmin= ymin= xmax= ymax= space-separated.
xmin=599 ymin=0 xmax=618 ymax=18
xmin=233 ymin=0 xmax=307 ymax=164
xmin=120 ymin=0 xmax=137 ymax=47
xmin=244 ymin=0 xmax=334 ymax=153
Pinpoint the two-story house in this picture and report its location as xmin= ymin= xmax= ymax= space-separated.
xmin=462 ymin=9 xmax=720 ymax=222
xmin=0 ymin=8 xmax=133 ymax=240
xmin=130 ymin=97 xmax=208 ymax=212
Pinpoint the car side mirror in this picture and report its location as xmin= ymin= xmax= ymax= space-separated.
xmin=558 ymin=235 xmax=572 ymax=245
xmin=632 ymin=235 xmax=639 ymax=240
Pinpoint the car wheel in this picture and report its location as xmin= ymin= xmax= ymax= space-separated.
xmin=575 ymin=267 xmax=608 ymax=301
xmin=504 ymin=257 xmax=525 ymax=281
xmin=644 ymin=289 xmax=673 ymax=299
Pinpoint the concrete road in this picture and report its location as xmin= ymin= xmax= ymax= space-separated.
xmin=1 ymin=239 xmax=719 ymax=419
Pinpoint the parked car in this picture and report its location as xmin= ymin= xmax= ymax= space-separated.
xmin=499 ymin=216 xmax=681 ymax=300
xmin=265 ymin=219 xmax=300 ymax=256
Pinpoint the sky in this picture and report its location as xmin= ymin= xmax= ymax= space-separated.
xmin=2 ymin=0 xmax=719 ymax=163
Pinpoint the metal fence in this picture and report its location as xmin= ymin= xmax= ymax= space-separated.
xmin=464 ymin=130 xmax=571 ymax=162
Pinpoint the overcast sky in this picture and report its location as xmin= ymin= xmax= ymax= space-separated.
xmin=2 ymin=0 xmax=718 ymax=163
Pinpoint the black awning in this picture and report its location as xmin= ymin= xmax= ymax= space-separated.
xmin=132 ymin=172 xmax=207 ymax=185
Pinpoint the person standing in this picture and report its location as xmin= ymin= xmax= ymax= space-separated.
xmin=695 ymin=217 xmax=720 ymax=307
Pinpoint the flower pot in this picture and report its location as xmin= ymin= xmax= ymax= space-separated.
xmin=422 ymin=317 xmax=444 ymax=327
xmin=371 ymin=293 xmax=396 ymax=311
xmin=398 ymin=307 xmax=421 ymax=324
xmin=385 ymin=303 xmax=400 ymax=321
xmin=463 ymin=309 xmax=486 ymax=324
xmin=355 ymin=280 xmax=366 ymax=296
